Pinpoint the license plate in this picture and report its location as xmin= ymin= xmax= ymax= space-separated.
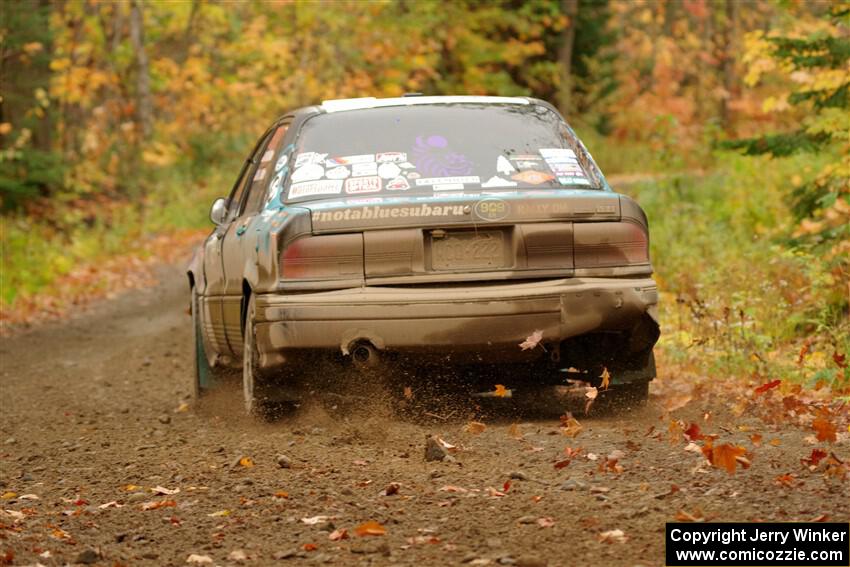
xmin=431 ymin=230 xmax=505 ymax=270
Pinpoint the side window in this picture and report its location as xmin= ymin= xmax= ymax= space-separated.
xmin=243 ymin=124 xmax=290 ymax=215
xmin=226 ymin=160 xmax=252 ymax=222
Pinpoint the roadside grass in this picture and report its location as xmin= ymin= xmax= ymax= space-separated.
xmin=1 ymin=159 xmax=235 ymax=322
xmin=622 ymin=151 xmax=849 ymax=393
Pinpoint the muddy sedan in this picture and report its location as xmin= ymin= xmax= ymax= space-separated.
xmin=188 ymin=95 xmax=660 ymax=415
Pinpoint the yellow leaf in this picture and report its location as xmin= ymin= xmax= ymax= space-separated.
xmin=239 ymin=457 xmax=254 ymax=468
xmin=1 ymin=491 xmax=17 ymax=499
xmin=600 ymin=367 xmax=610 ymax=390
xmin=493 ymin=384 xmax=509 ymax=397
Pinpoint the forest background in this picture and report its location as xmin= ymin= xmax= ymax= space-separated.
xmin=1 ymin=0 xmax=848 ymax=394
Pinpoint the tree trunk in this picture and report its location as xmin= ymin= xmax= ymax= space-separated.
xmin=129 ymin=0 xmax=152 ymax=139
xmin=558 ymin=0 xmax=579 ymax=117
xmin=720 ymin=0 xmax=738 ymax=133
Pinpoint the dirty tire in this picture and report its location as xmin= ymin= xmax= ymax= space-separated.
xmin=191 ymin=287 xmax=222 ymax=399
xmin=242 ymin=294 xmax=264 ymax=416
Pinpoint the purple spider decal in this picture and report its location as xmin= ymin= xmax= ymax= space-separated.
xmin=410 ymin=135 xmax=472 ymax=177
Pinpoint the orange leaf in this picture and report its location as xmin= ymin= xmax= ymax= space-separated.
xmin=274 ymin=491 xmax=289 ymax=499
xmin=403 ymin=386 xmax=413 ymax=400
xmin=774 ymin=473 xmax=796 ymax=487
xmin=802 ymin=448 xmax=827 ymax=467
xmin=675 ymin=509 xmax=704 ymax=522
xmin=503 ymin=480 xmax=511 ymax=493
xmin=754 ymin=379 xmax=781 ymax=394
xmin=302 ymin=543 xmax=318 ymax=551
xmin=813 ymin=416 xmax=837 ymax=443
xmin=559 ymin=413 xmax=583 ymax=437
xmin=141 ymin=499 xmax=176 ymax=510
xmin=600 ymin=367 xmax=610 ymax=390
xmin=238 ymin=457 xmax=254 ymax=468
xmin=684 ymin=423 xmax=703 ymax=441
xmin=750 ymin=434 xmax=763 ymax=447
xmin=465 ymin=421 xmax=487 ymax=434
xmin=554 ymin=459 xmax=571 ymax=469
xmin=329 ymin=528 xmax=348 ymax=541
xmin=354 ymin=520 xmax=386 ymax=537
xmin=493 ymin=384 xmax=509 ymax=398
xmin=708 ymin=443 xmax=748 ymax=474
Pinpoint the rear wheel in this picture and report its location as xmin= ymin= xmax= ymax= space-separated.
xmin=191 ymin=288 xmax=222 ymax=399
xmin=242 ymin=295 xmax=264 ymax=415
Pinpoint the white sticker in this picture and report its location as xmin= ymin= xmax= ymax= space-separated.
xmin=558 ymin=176 xmax=591 ymax=186
xmin=326 ymin=154 xmax=374 ymax=167
xmin=345 ymin=176 xmax=382 ymax=194
xmin=261 ymin=150 xmax=274 ymax=163
xmin=274 ymin=154 xmax=289 ymax=172
xmin=496 ymin=155 xmax=515 ymax=175
xmin=289 ymin=180 xmax=343 ymax=199
xmin=398 ymin=162 xmax=416 ymax=169
xmin=481 ymin=175 xmax=517 ymax=188
xmin=295 ymin=152 xmax=327 ymax=168
xmin=377 ymin=152 xmax=407 ymax=163
xmin=325 ymin=166 xmax=350 ymax=179
xmin=415 ymin=176 xmax=480 ymax=186
xmin=386 ymin=176 xmax=410 ymax=190
xmin=514 ymin=160 xmax=542 ymax=170
xmin=253 ymin=167 xmax=267 ymax=182
xmin=407 ymin=172 xmax=421 ymax=179
xmin=352 ymin=162 xmax=378 ymax=177
xmin=540 ymin=148 xmax=576 ymax=159
xmin=549 ymin=163 xmax=584 ymax=175
xmin=433 ymin=183 xmax=465 ymax=191
xmin=291 ymin=163 xmax=324 ymax=183
xmin=378 ymin=162 xmax=401 ymax=179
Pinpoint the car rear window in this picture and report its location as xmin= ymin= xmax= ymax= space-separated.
xmin=281 ymin=103 xmax=606 ymax=203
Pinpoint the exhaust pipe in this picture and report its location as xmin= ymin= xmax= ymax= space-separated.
xmin=351 ymin=342 xmax=380 ymax=370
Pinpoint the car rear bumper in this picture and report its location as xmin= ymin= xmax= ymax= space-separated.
xmin=252 ymin=277 xmax=659 ymax=369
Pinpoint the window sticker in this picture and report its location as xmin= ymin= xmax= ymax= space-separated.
xmin=345 ymin=176 xmax=382 ymax=194
xmin=433 ymin=183 xmax=465 ymax=191
xmin=548 ymin=162 xmax=584 ymax=175
xmin=386 ymin=176 xmax=410 ymax=190
xmin=539 ymin=148 xmax=576 ymax=159
xmin=558 ymin=176 xmax=591 ymax=186
xmin=481 ymin=175 xmax=517 ymax=188
xmin=511 ymin=170 xmax=554 ymax=185
xmin=351 ymin=162 xmax=378 ymax=177
xmin=511 ymin=154 xmax=543 ymax=161
xmin=496 ymin=155 xmax=516 ymax=175
xmin=289 ymin=179 xmax=343 ymax=199
xmin=294 ymin=152 xmax=327 ymax=168
xmin=415 ymin=176 xmax=480 ymax=186
xmin=253 ymin=167 xmax=267 ymax=181
xmin=325 ymin=166 xmax=350 ymax=180
xmin=274 ymin=154 xmax=289 ymax=172
xmin=261 ymin=149 xmax=274 ymax=163
xmin=398 ymin=162 xmax=416 ymax=169
xmin=377 ymin=162 xmax=401 ymax=179
xmin=377 ymin=152 xmax=407 ymax=163
xmin=291 ymin=163 xmax=324 ymax=183
xmin=407 ymin=172 xmax=421 ymax=179
xmin=325 ymin=154 xmax=374 ymax=167
xmin=411 ymin=135 xmax=473 ymax=177
xmin=514 ymin=160 xmax=543 ymax=170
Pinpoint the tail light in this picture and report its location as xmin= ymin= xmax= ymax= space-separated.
xmin=280 ymin=234 xmax=364 ymax=282
xmin=573 ymin=221 xmax=649 ymax=268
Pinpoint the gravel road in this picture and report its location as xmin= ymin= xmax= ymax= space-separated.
xmin=1 ymin=263 xmax=847 ymax=566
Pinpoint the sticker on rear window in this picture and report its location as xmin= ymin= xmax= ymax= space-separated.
xmin=558 ymin=176 xmax=591 ymax=186
xmin=511 ymin=171 xmax=553 ymax=185
xmin=325 ymin=166 xmax=350 ymax=179
xmin=497 ymin=156 xmax=516 ymax=174
xmin=351 ymin=162 xmax=378 ymax=177
xmin=289 ymin=180 xmax=343 ymax=199
xmin=326 ymin=154 xmax=375 ymax=167
xmin=253 ymin=168 xmax=267 ymax=181
xmin=433 ymin=183 xmax=465 ymax=191
xmin=415 ymin=176 xmax=480 ymax=186
xmin=291 ymin=163 xmax=324 ymax=183
xmin=386 ymin=176 xmax=410 ymax=190
xmin=274 ymin=154 xmax=289 ymax=172
xmin=345 ymin=176 xmax=382 ymax=194
xmin=377 ymin=152 xmax=407 ymax=163
xmin=378 ymin=163 xmax=401 ymax=179
xmin=294 ymin=152 xmax=327 ymax=168
xmin=261 ymin=149 xmax=274 ymax=163
xmin=539 ymin=148 xmax=576 ymax=159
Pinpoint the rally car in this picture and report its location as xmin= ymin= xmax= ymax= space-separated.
xmin=188 ymin=95 xmax=659 ymax=415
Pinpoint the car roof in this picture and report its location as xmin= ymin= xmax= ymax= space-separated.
xmin=319 ymin=95 xmax=530 ymax=113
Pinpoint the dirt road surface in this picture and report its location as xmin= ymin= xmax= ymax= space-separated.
xmin=1 ymin=263 xmax=847 ymax=566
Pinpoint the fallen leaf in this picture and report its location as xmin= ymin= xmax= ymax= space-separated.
xmin=227 ymin=550 xmax=248 ymax=562
xmin=207 ymin=510 xmax=230 ymax=517
xmin=238 ymin=457 xmax=254 ymax=468
xmin=531 ymin=495 xmax=542 ymax=503
xmin=403 ymin=386 xmax=413 ymax=400
xmin=798 ymin=340 xmax=812 ymax=365
xmin=684 ymin=423 xmax=703 ymax=441
xmin=465 ymin=421 xmax=487 ymax=434
xmin=152 ymin=486 xmax=180 ymax=495
xmin=584 ymin=386 xmax=598 ymax=414
xmin=600 ymin=367 xmax=610 ymax=390
xmin=769 ymin=438 xmax=782 ymax=446
xmin=833 ymin=352 xmax=847 ymax=368
xmin=487 ymin=487 xmax=508 ymax=498
xmin=18 ymin=494 xmax=39 ymax=500
xmin=564 ymin=446 xmax=583 ymax=458
xmin=812 ymin=415 xmax=837 ymax=443
xmin=301 ymin=515 xmax=331 ymax=525
xmin=503 ymin=480 xmax=512 ymax=493
xmin=507 ymin=423 xmax=523 ymax=439
xmin=754 ymin=379 xmax=781 ymax=394
xmin=537 ymin=517 xmax=555 ymax=528
xmin=176 ymin=402 xmax=190 ymax=412
xmin=554 ymin=459 xmax=571 ymax=470
xmin=802 ymin=448 xmax=827 ymax=467
xmin=559 ymin=413 xmax=583 ymax=437
xmin=774 ymin=473 xmax=797 ymax=487
xmin=668 ymin=420 xmax=684 ymax=444
xmin=439 ymin=485 xmax=467 ymax=493
xmin=186 ymin=554 xmax=213 ymax=564
xmin=354 ymin=520 xmax=386 ymax=536
xmin=811 ymin=514 xmax=830 ymax=522
xmin=519 ymin=330 xmax=544 ymax=351
xmin=0 ymin=492 xmax=16 ymax=500
xmin=675 ymin=509 xmax=705 ymax=522
xmin=329 ymin=528 xmax=349 ymax=541
xmin=493 ymin=384 xmax=509 ymax=398
xmin=598 ymin=529 xmax=628 ymax=544
xmin=141 ymin=499 xmax=176 ymax=510
xmin=383 ymin=482 xmax=400 ymax=496
xmin=703 ymin=442 xmax=748 ymax=474
xmin=98 ymin=501 xmax=122 ymax=509
xmin=302 ymin=543 xmax=318 ymax=551
xmin=750 ymin=434 xmax=763 ymax=447
xmin=274 ymin=491 xmax=289 ymax=499
xmin=124 ymin=484 xmax=141 ymax=491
